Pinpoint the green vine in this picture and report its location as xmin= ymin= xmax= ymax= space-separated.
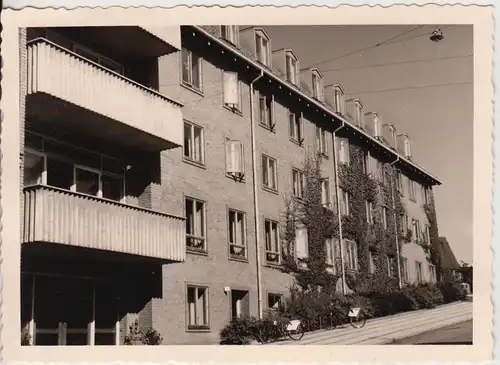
xmin=424 ymin=193 xmax=444 ymax=281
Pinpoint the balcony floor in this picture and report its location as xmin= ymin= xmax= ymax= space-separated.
xmin=27 ymin=93 xmax=177 ymax=152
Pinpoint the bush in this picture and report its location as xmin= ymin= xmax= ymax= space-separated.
xmin=408 ymin=284 xmax=444 ymax=309
xmin=438 ymin=281 xmax=467 ymax=303
xmin=124 ymin=320 xmax=163 ymax=345
xmin=219 ymin=316 xmax=282 ymax=344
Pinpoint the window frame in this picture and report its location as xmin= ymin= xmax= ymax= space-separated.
xmin=311 ymin=71 xmax=323 ymax=100
xmin=339 ymin=188 xmax=350 ymax=216
xmin=228 ymin=208 xmax=248 ymax=261
xmin=185 ymin=196 xmax=207 ymax=253
xmin=416 ymin=261 xmax=423 ymax=284
xmin=289 ymin=111 xmax=304 ymax=145
xmin=24 ymin=148 xmax=48 ymax=186
xmin=186 ymin=285 xmax=210 ymax=331
xmin=366 ymin=200 xmax=375 ymax=225
xmin=225 ymin=138 xmax=245 ymax=181
xmin=220 ymin=25 xmax=239 ymax=45
xmin=285 ymin=51 xmax=299 ymax=85
xmin=321 ymin=177 xmax=331 ymax=208
xmin=183 ymin=120 xmax=205 ymax=166
xmin=223 ymin=72 xmax=243 ymax=114
xmin=255 ymin=29 xmax=270 ymax=66
xmin=267 ymin=293 xmax=283 ymax=311
xmin=257 ymin=92 xmax=275 ymax=131
xmin=402 ymin=258 xmax=410 ymax=282
xmin=316 ymin=126 xmax=328 ymax=157
xmin=181 ymin=47 xmax=203 ymax=92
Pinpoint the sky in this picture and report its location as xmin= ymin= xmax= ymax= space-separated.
xmin=263 ymin=25 xmax=473 ymax=265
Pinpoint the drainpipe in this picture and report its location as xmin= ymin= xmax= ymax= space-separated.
xmin=389 ymin=156 xmax=402 ymax=289
xmin=331 ymin=122 xmax=346 ymax=295
xmin=250 ymin=70 xmax=264 ymax=319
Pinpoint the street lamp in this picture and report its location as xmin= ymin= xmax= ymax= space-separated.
xmin=430 ymin=28 xmax=444 ymax=42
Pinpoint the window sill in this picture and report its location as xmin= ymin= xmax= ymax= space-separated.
xmin=229 ymin=255 xmax=249 ymax=263
xmin=183 ymin=157 xmax=207 ymax=170
xmin=226 ymin=173 xmax=246 ymax=183
xmin=289 ymin=138 xmax=304 ymax=148
xmin=223 ymin=104 xmax=243 ymax=117
xmin=181 ymin=82 xmax=204 ymax=97
xmin=318 ymin=152 xmax=329 ymax=160
xmin=265 ymin=262 xmax=282 ymax=270
xmin=187 ymin=248 xmax=209 ymax=257
xmin=262 ymin=186 xmax=279 ymax=195
xmin=186 ymin=326 xmax=211 ymax=333
xmin=259 ymin=122 xmax=277 ymax=133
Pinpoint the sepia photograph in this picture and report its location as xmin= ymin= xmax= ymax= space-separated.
xmin=0 ymin=4 xmax=493 ymax=364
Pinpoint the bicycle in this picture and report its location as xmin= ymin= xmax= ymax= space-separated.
xmin=254 ymin=317 xmax=305 ymax=343
xmin=323 ymin=301 xmax=367 ymax=330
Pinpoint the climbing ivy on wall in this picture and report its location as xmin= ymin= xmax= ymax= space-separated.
xmin=424 ymin=194 xmax=444 ymax=281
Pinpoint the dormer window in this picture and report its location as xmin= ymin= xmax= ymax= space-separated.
xmin=373 ymin=114 xmax=381 ymax=138
xmin=355 ymin=100 xmax=363 ymax=127
xmin=285 ymin=51 xmax=299 ymax=85
xmin=311 ymin=69 xmax=323 ymax=100
xmin=334 ymin=85 xmax=345 ymax=115
xmin=404 ymin=135 xmax=412 ymax=158
xmin=390 ymin=125 xmax=396 ymax=148
xmin=221 ymin=25 xmax=239 ymax=45
xmin=255 ymin=29 xmax=270 ymax=66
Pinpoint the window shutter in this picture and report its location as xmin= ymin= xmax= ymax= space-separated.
xmin=226 ymin=140 xmax=242 ymax=174
xmin=271 ymin=95 xmax=276 ymax=125
xmin=223 ymin=71 xmax=239 ymax=105
xmin=299 ymin=112 xmax=304 ymax=141
xmin=295 ymin=227 xmax=308 ymax=259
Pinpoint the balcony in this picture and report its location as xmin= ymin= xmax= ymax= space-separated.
xmin=23 ymin=185 xmax=186 ymax=262
xmin=26 ymin=38 xmax=183 ymax=152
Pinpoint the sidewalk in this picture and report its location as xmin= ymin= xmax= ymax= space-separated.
xmin=273 ymin=301 xmax=473 ymax=345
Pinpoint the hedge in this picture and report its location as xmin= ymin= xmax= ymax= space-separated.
xmin=219 ymin=281 xmax=467 ymax=344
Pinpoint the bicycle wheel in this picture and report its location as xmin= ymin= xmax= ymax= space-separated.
xmin=324 ymin=314 xmax=338 ymax=330
xmin=287 ymin=321 xmax=305 ymax=341
xmin=349 ymin=310 xmax=367 ymax=329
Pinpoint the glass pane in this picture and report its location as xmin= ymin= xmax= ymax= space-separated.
xmin=24 ymin=152 xmax=44 ymax=186
xmin=34 ymin=333 xmax=59 ymax=346
xmin=186 ymin=199 xmax=194 ymax=235
xmin=228 ymin=212 xmax=235 ymax=243
xmin=195 ymin=201 xmax=204 ymax=237
xmin=181 ymin=49 xmax=190 ymax=83
xmin=66 ymin=333 xmax=88 ymax=346
xmin=193 ymin=127 xmax=202 ymax=162
xmin=265 ymin=222 xmax=271 ymax=250
xmin=191 ymin=54 xmax=200 ymax=88
xmin=187 ymin=287 xmax=196 ymax=326
xmin=102 ymin=174 xmax=124 ymax=201
xmin=47 ymin=158 xmax=73 ymax=190
xmin=75 ymin=168 xmax=100 ymax=196
xmin=183 ymin=124 xmax=191 ymax=158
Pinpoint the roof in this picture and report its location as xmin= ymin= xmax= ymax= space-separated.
xmin=438 ymin=237 xmax=461 ymax=270
xmin=191 ymin=25 xmax=442 ymax=186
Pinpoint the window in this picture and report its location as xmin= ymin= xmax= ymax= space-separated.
xmin=289 ymin=112 xmax=303 ymax=144
xmin=24 ymin=149 xmax=47 ymax=186
xmin=74 ymin=165 xmax=101 ymax=197
xmin=312 ymin=72 xmax=322 ymax=100
xmin=412 ymin=219 xmax=420 ymax=242
xmin=265 ymin=219 xmax=280 ymax=264
xmin=339 ymin=189 xmax=350 ymax=216
xmin=362 ymin=152 xmax=369 ymax=174
xmin=285 ymin=52 xmax=299 ymax=85
xmin=368 ymin=251 xmax=375 ymax=274
xmin=399 ymin=214 xmax=408 ymax=235
xmin=390 ymin=125 xmax=396 ymax=148
xmin=228 ymin=209 xmax=247 ymax=259
xmin=262 ymin=155 xmax=277 ymax=191
xmin=187 ymin=286 xmax=209 ymax=329
xmin=185 ymin=197 xmax=206 ymax=252
xmin=404 ymin=136 xmax=412 ymax=158
xmin=415 ymin=261 xmax=423 ymax=284
xmin=223 ymin=72 xmax=243 ymax=112
xmin=226 ymin=140 xmax=244 ymax=179
xmin=255 ymin=30 xmax=270 ymax=66
xmin=336 ymin=137 xmax=350 ymax=164
xmin=408 ymin=179 xmax=416 ymax=201
xmin=181 ymin=48 xmax=202 ymax=91
xmin=402 ymin=258 xmax=410 ymax=282
xmin=325 ymin=238 xmax=335 ymax=273
xmin=421 ymin=186 xmax=430 ymax=205
xmin=258 ymin=93 xmax=274 ymax=129
xmin=424 ymin=225 xmax=431 ymax=245
xmin=321 ymin=178 xmax=330 ymax=207
xmin=344 ymin=240 xmax=358 ymax=271
xmin=429 ymin=264 xmax=436 ymax=283
xmin=395 ymin=170 xmax=403 ymax=192
xmin=366 ymin=201 xmax=374 ymax=224
xmin=377 ymin=160 xmax=385 ymax=183
xmin=373 ymin=114 xmax=381 ymax=138
xmin=382 ymin=206 xmax=388 ymax=229
xmin=387 ymin=255 xmax=395 ymax=277
xmin=295 ymin=227 xmax=309 ymax=264
xmin=268 ymin=293 xmax=283 ymax=310
xmin=334 ymin=85 xmax=345 ymax=115
xmin=292 ymin=168 xmax=306 ymax=198
xmin=184 ymin=121 xmax=204 ymax=165
xmin=316 ymin=127 xmax=328 ymax=156
xmin=221 ymin=25 xmax=239 ymax=45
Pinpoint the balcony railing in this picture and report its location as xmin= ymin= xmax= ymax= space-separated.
xmin=23 ymin=185 xmax=186 ymax=262
xmin=26 ymin=38 xmax=183 ymax=149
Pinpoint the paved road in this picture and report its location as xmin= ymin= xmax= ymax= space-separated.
xmin=392 ymin=320 xmax=473 ymax=345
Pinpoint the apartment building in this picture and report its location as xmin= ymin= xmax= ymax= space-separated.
xmin=19 ymin=25 xmax=442 ymax=346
